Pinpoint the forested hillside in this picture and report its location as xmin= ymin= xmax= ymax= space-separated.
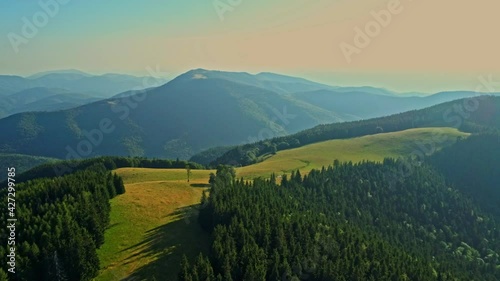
xmin=181 ymin=164 xmax=500 ymax=280
xmin=0 ymin=164 xmax=125 ymax=280
xmin=2 ymin=70 xmax=497 ymax=161
xmin=209 ymin=96 xmax=500 ymax=166
xmin=0 ymin=154 xmax=57 ymax=181
xmin=428 ymin=133 xmax=500 ymax=216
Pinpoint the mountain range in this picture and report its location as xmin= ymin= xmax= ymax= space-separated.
xmin=0 ymin=70 xmax=167 ymax=118
xmin=0 ymin=69 xmax=498 ymax=160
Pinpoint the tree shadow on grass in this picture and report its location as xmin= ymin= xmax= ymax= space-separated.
xmin=190 ymin=183 xmax=211 ymax=188
xmin=121 ymin=205 xmax=211 ymax=281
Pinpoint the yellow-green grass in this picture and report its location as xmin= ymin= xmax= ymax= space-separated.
xmin=236 ymin=127 xmax=469 ymax=179
xmin=96 ymin=127 xmax=467 ymax=280
xmin=96 ymin=168 xmax=214 ymax=281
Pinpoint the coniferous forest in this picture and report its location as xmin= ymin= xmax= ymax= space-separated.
xmin=0 ymin=105 xmax=498 ymax=280
xmin=0 ymin=164 xmax=125 ymax=280
xmin=3 ymin=1 xmax=500 ymax=278
xmin=181 ymin=130 xmax=500 ymax=281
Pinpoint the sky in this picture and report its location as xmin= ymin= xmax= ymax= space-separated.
xmin=0 ymin=0 xmax=499 ymax=93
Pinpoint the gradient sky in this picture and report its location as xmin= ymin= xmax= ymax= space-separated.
xmin=1 ymin=0 xmax=499 ymax=93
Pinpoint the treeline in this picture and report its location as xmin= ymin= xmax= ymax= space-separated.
xmin=181 ymin=163 xmax=500 ymax=280
xmin=8 ymin=156 xmax=204 ymax=184
xmin=209 ymin=96 xmax=500 ymax=166
xmin=189 ymin=146 xmax=235 ymax=166
xmin=0 ymin=154 xmax=56 ymax=181
xmin=428 ymin=132 xmax=500 ymax=216
xmin=0 ymin=164 xmax=125 ymax=280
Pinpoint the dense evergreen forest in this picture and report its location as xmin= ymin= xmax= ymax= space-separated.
xmin=209 ymin=96 xmax=500 ymax=166
xmin=0 ymin=97 xmax=496 ymax=280
xmin=180 ymin=160 xmax=500 ymax=281
xmin=428 ymin=133 xmax=500 ymax=216
xmin=0 ymin=164 xmax=125 ymax=280
xmin=0 ymin=155 xmax=206 ymax=280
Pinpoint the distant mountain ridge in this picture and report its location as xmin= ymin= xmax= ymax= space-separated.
xmin=0 ymin=69 xmax=498 ymax=160
xmin=0 ymin=70 xmax=168 ymax=118
xmin=0 ymin=87 xmax=103 ymax=118
xmin=0 ymin=70 xmax=163 ymax=98
xmin=26 ymin=69 xmax=92 ymax=79
xmin=206 ymin=95 xmax=500 ymax=166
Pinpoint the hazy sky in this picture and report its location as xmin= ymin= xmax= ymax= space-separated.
xmin=1 ymin=0 xmax=499 ymax=93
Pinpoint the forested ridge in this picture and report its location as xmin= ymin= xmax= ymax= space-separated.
xmin=180 ymin=160 xmax=500 ymax=281
xmin=0 ymin=154 xmax=57 ymax=182
xmin=208 ymin=96 xmax=500 ymax=166
xmin=0 ymin=164 xmax=125 ymax=280
xmin=0 ymin=98 xmax=497 ymax=280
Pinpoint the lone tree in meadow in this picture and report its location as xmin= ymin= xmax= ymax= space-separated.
xmin=186 ymin=163 xmax=191 ymax=183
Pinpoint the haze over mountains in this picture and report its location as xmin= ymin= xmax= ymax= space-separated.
xmin=1 ymin=69 xmax=500 ymax=281
xmin=0 ymin=68 xmax=498 ymax=160
xmin=0 ymin=70 xmax=166 ymax=118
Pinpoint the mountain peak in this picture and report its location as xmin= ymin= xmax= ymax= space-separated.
xmin=27 ymin=69 xmax=92 ymax=79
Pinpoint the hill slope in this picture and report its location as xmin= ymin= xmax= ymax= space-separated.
xmin=428 ymin=133 xmax=500 ymax=215
xmin=88 ymin=128 xmax=467 ymax=279
xmin=0 ymin=71 xmax=166 ymax=118
xmin=0 ymin=153 xmax=57 ymax=181
xmin=210 ymin=96 xmax=500 ymax=166
xmin=0 ymin=87 xmax=102 ymax=118
xmin=0 ymin=71 xmax=161 ymax=98
xmin=236 ymin=127 xmax=469 ymax=179
xmin=289 ymin=89 xmax=495 ymax=120
xmin=187 ymin=162 xmax=500 ymax=280
xmin=1 ymin=70 xmax=498 ymax=161
xmin=96 ymin=168 xmax=212 ymax=281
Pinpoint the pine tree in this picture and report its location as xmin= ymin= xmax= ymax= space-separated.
xmin=179 ymin=255 xmax=192 ymax=281
xmin=113 ymin=173 xmax=126 ymax=194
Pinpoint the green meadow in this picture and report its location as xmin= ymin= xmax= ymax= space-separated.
xmin=97 ymin=127 xmax=468 ymax=280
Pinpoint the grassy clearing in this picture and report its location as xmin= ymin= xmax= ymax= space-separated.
xmin=96 ymin=127 xmax=468 ymax=280
xmin=236 ymin=127 xmax=469 ymax=179
xmin=96 ymin=168 xmax=214 ymax=281
xmin=117 ymin=168 xmax=214 ymax=185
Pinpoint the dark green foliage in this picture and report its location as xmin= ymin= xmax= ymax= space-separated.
xmin=0 ymin=165 xmax=125 ymax=280
xmin=113 ymin=173 xmax=126 ymax=195
xmin=189 ymin=146 xmax=235 ymax=166
xmin=184 ymin=160 xmax=500 ymax=280
xmin=427 ymin=132 xmax=500 ymax=216
xmin=0 ymin=270 xmax=7 ymax=281
xmin=211 ymin=96 xmax=500 ymax=166
xmin=0 ymin=154 xmax=57 ymax=181
xmin=5 ymin=156 xmax=204 ymax=184
xmin=179 ymin=255 xmax=192 ymax=281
